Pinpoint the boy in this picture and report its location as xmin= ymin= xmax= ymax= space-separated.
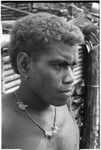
xmin=2 ymin=12 xmax=84 ymax=150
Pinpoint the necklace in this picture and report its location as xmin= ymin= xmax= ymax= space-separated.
xmin=14 ymin=91 xmax=59 ymax=140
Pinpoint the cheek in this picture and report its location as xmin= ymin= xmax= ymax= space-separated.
xmin=43 ymin=69 xmax=63 ymax=88
xmin=40 ymin=72 xmax=58 ymax=88
xmin=29 ymin=64 xmax=63 ymax=91
xmin=39 ymin=70 xmax=62 ymax=90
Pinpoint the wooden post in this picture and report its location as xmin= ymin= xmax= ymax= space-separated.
xmin=82 ymin=44 xmax=100 ymax=148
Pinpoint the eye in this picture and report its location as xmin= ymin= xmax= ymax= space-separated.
xmin=53 ymin=63 xmax=69 ymax=70
xmin=71 ymin=63 xmax=77 ymax=70
xmin=55 ymin=64 xmax=63 ymax=70
xmin=71 ymin=65 xmax=74 ymax=70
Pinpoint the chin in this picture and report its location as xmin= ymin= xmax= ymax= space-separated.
xmin=46 ymin=95 xmax=70 ymax=107
xmin=54 ymin=103 xmax=66 ymax=107
xmin=51 ymin=99 xmax=68 ymax=107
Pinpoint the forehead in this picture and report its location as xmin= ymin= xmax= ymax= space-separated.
xmin=35 ymin=42 xmax=80 ymax=65
xmin=47 ymin=42 xmax=79 ymax=62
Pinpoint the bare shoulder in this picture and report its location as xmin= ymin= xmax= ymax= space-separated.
xmin=2 ymin=92 xmax=19 ymax=132
xmin=2 ymin=93 xmax=12 ymax=117
xmin=2 ymin=92 xmax=22 ymax=148
xmin=2 ymin=92 xmax=15 ymax=105
xmin=2 ymin=92 xmax=16 ymax=118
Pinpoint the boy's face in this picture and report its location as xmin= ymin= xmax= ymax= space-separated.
xmin=28 ymin=42 xmax=79 ymax=106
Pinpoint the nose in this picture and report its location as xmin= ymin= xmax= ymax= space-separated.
xmin=62 ymin=67 xmax=74 ymax=85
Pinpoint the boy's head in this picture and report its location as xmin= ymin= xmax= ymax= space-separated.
xmin=9 ymin=12 xmax=84 ymax=74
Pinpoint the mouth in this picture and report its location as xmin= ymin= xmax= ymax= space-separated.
xmin=59 ymin=90 xmax=72 ymax=95
xmin=59 ymin=89 xmax=72 ymax=93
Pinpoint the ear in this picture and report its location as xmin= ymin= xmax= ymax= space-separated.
xmin=17 ymin=52 xmax=31 ymax=76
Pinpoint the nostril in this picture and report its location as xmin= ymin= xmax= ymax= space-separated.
xmin=63 ymin=76 xmax=74 ymax=84
xmin=63 ymin=80 xmax=74 ymax=85
xmin=67 ymin=80 xmax=74 ymax=84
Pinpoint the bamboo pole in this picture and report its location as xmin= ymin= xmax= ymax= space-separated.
xmin=4 ymin=79 xmax=21 ymax=90
xmin=2 ymin=20 xmax=15 ymax=30
xmin=1 ymin=34 xmax=10 ymax=49
xmin=3 ymin=56 xmax=10 ymax=64
xmin=4 ymin=74 xmax=20 ymax=84
xmin=1 ymin=4 xmax=33 ymax=15
xmin=82 ymin=45 xmax=100 ymax=148
xmin=5 ymin=86 xmax=19 ymax=94
xmin=3 ymin=64 xmax=11 ymax=71
xmin=3 ymin=69 xmax=14 ymax=77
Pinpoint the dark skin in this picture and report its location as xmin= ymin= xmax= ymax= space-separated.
xmin=2 ymin=42 xmax=79 ymax=150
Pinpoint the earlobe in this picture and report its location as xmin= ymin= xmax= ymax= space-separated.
xmin=17 ymin=52 xmax=30 ymax=75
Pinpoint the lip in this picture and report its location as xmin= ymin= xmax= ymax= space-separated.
xmin=59 ymin=90 xmax=72 ymax=97
xmin=59 ymin=89 xmax=72 ymax=93
xmin=63 ymin=91 xmax=71 ymax=96
xmin=60 ymin=91 xmax=72 ymax=97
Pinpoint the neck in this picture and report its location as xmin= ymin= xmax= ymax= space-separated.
xmin=16 ymin=81 xmax=51 ymax=112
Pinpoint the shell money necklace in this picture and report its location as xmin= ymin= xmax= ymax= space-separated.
xmin=15 ymin=91 xmax=58 ymax=139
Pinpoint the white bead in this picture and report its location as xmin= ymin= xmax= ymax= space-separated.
xmin=17 ymin=102 xmax=28 ymax=110
xmin=45 ymin=131 xmax=53 ymax=139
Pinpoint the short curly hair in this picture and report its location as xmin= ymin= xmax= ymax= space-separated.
xmin=9 ymin=12 xmax=84 ymax=74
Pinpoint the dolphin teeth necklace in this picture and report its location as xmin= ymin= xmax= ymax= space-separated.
xmin=15 ymin=91 xmax=59 ymax=140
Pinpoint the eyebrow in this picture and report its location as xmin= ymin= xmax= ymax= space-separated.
xmin=48 ymin=58 xmax=77 ymax=66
